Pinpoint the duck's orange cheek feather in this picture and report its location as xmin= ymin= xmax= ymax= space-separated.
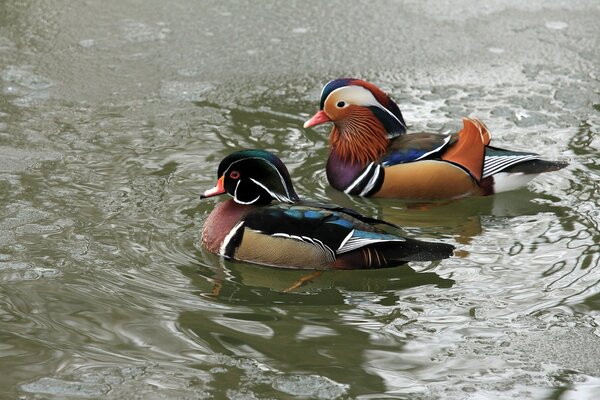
xmin=329 ymin=108 xmax=389 ymax=166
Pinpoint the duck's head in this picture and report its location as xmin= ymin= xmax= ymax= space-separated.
xmin=201 ymin=150 xmax=300 ymax=205
xmin=304 ymin=78 xmax=407 ymax=136
xmin=303 ymin=79 xmax=407 ymax=165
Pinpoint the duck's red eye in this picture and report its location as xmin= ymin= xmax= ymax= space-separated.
xmin=229 ymin=170 xmax=240 ymax=179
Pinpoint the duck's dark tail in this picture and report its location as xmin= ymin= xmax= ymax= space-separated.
xmin=499 ymin=159 xmax=569 ymax=174
xmin=334 ymin=239 xmax=455 ymax=269
xmin=482 ymin=146 xmax=568 ymax=177
xmin=479 ymin=146 xmax=569 ymax=195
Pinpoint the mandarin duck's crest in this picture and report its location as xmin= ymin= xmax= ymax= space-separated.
xmin=306 ymin=78 xmax=407 ymax=138
xmin=201 ymin=149 xmax=299 ymax=205
xmin=304 ymin=78 xmax=407 ymax=166
xmin=316 ymin=78 xmax=406 ymax=134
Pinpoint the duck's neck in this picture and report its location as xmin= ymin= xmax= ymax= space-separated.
xmin=329 ymin=113 xmax=389 ymax=166
xmin=202 ymin=199 xmax=255 ymax=254
xmin=327 ymin=114 xmax=389 ymax=191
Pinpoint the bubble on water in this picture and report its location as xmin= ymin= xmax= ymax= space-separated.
xmin=79 ymin=39 xmax=95 ymax=48
xmin=160 ymin=81 xmax=215 ymax=102
xmin=545 ymin=21 xmax=568 ymax=30
xmin=0 ymin=261 xmax=30 ymax=271
xmin=1 ymin=65 xmax=53 ymax=106
xmin=514 ymin=110 xmax=530 ymax=121
xmin=0 ymin=147 xmax=62 ymax=173
xmin=488 ymin=47 xmax=505 ymax=54
xmin=177 ymin=66 xmax=203 ymax=77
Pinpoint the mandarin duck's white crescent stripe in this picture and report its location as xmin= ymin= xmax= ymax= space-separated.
xmin=359 ymin=164 xmax=382 ymax=196
xmin=343 ymin=162 xmax=384 ymax=196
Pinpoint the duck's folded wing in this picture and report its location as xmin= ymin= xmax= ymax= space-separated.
xmin=241 ymin=205 xmax=405 ymax=255
xmin=300 ymin=200 xmax=399 ymax=229
xmin=380 ymin=132 xmax=456 ymax=166
xmin=226 ymin=205 xmax=453 ymax=269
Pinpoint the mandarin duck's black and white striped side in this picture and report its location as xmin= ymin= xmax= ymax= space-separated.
xmin=304 ymin=78 xmax=568 ymax=200
xmin=201 ymin=150 xmax=454 ymax=270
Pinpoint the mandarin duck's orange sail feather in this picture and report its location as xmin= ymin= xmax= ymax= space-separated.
xmin=441 ymin=118 xmax=491 ymax=182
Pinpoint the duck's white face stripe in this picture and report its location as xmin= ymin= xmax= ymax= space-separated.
xmin=219 ymin=221 xmax=245 ymax=256
xmin=233 ymin=180 xmax=260 ymax=204
xmin=254 ymin=158 xmax=292 ymax=199
xmin=226 ymin=157 xmax=292 ymax=203
xmin=250 ymin=178 xmax=294 ymax=203
xmin=328 ymin=85 xmax=407 ymax=129
xmin=330 ymin=85 xmax=380 ymax=108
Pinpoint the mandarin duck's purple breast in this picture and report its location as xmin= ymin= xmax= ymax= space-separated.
xmin=325 ymin=150 xmax=366 ymax=191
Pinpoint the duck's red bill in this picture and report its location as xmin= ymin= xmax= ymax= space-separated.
xmin=201 ymin=176 xmax=226 ymax=198
xmin=303 ymin=110 xmax=331 ymax=128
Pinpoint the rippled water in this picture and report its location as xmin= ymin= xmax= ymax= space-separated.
xmin=1 ymin=0 xmax=599 ymax=399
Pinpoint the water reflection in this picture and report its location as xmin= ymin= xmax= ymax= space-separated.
xmin=180 ymin=255 xmax=454 ymax=302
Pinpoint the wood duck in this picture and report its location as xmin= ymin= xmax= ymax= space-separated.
xmin=201 ymin=150 xmax=454 ymax=269
xmin=304 ymin=78 xmax=568 ymax=200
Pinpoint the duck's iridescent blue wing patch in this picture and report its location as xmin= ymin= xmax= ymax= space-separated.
xmin=380 ymin=133 xmax=455 ymax=166
xmin=243 ymin=203 xmax=405 ymax=257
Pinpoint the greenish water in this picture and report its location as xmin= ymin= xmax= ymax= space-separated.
xmin=1 ymin=1 xmax=599 ymax=399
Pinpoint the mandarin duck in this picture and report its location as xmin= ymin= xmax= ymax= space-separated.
xmin=200 ymin=150 xmax=454 ymax=269
xmin=304 ymin=78 xmax=568 ymax=200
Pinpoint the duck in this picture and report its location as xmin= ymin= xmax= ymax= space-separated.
xmin=200 ymin=149 xmax=454 ymax=270
xmin=304 ymin=78 xmax=568 ymax=200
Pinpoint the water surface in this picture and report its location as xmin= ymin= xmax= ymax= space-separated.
xmin=1 ymin=1 xmax=599 ymax=398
